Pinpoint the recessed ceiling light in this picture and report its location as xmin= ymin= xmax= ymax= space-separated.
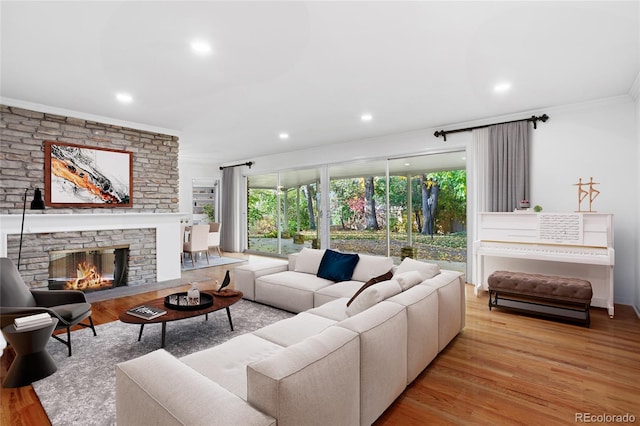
xmin=404 ymin=163 xmax=411 ymax=166
xmin=278 ymin=133 xmax=289 ymax=140
xmin=360 ymin=114 xmax=373 ymax=122
xmin=494 ymin=82 xmax=511 ymax=93
xmin=191 ymin=40 xmax=212 ymax=55
xmin=116 ymin=93 xmax=133 ymax=103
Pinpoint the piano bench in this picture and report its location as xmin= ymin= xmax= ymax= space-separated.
xmin=487 ymin=270 xmax=592 ymax=327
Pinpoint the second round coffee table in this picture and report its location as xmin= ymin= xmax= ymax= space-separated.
xmin=119 ymin=290 xmax=243 ymax=348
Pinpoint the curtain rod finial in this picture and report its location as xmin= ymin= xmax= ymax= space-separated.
xmin=434 ymin=130 xmax=447 ymax=141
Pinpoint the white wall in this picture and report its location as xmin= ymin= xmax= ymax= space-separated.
xmin=634 ymin=76 xmax=640 ymax=314
xmin=179 ymin=96 xmax=639 ymax=308
xmin=178 ymin=153 xmax=223 ymax=217
xmin=529 ymin=97 xmax=637 ymax=306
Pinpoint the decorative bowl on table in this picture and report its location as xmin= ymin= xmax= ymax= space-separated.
xmin=164 ymin=292 xmax=214 ymax=310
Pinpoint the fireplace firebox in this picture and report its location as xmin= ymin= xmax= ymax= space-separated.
xmin=48 ymin=246 xmax=129 ymax=292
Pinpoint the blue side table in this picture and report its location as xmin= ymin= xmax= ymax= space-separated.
xmin=2 ymin=318 xmax=58 ymax=388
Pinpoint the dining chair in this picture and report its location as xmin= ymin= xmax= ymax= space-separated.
xmin=180 ymin=224 xmax=187 ymax=264
xmin=208 ymin=222 xmax=222 ymax=257
xmin=183 ymin=224 xmax=210 ymax=265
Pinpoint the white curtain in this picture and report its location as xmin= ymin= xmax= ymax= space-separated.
xmin=467 ymin=127 xmax=490 ymax=286
xmin=487 ymin=121 xmax=530 ymax=212
xmin=220 ymin=167 xmax=241 ymax=252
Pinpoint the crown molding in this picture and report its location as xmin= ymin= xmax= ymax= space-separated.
xmin=0 ymin=97 xmax=181 ymax=138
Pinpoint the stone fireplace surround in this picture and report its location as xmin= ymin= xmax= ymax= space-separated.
xmin=0 ymin=213 xmax=182 ymax=289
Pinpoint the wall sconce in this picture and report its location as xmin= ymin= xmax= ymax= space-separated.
xmin=18 ymin=188 xmax=45 ymax=269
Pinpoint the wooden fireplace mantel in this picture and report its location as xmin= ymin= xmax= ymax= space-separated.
xmin=0 ymin=213 xmax=183 ymax=282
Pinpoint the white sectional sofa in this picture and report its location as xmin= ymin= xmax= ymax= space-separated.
xmin=115 ymin=249 xmax=465 ymax=426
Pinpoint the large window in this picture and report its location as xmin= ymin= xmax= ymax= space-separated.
xmin=246 ymin=151 xmax=467 ymax=271
xmin=247 ymin=168 xmax=320 ymax=256
xmin=329 ymin=161 xmax=388 ymax=257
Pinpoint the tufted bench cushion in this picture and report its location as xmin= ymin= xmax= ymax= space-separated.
xmin=487 ymin=270 xmax=592 ymax=326
xmin=487 ymin=271 xmax=592 ymax=304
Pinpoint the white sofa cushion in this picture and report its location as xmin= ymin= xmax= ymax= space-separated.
xmin=293 ymin=248 xmax=325 ymax=274
xmin=313 ymin=280 xmax=362 ymax=307
xmin=255 ymin=271 xmax=334 ymax=313
xmin=420 ymin=270 xmax=465 ymax=351
xmin=351 ymin=254 xmax=394 ymax=282
xmin=387 ymin=285 xmax=439 ymax=383
xmin=346 ymin=279 xmax=402 ymax=317
xmin=252 ymin=312 xmax=337 ymax=347
xmin=116 ymin=349 xmax=276 ymax=426
xmin=180 ymin=334 xmax=283 ymax=400
xmin=394 ymin=270 xmax=423 ymax=291
xmin=338 ymin=301 xmax=408 ymax=426
xmin=307 ymin=298 xmax=349 ymax=321
xmin=235 ymin=260 xmax=289 ymax=301
xmin=247 ymin=327 xmax=360 ymax=426
xmin=394 ymin=257 xmax=441 ymax=281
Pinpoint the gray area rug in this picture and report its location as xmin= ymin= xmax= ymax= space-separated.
xmin=181 ymin=255 xmax=246 ymax=271
xmin=32 ymin=299 xmax=294 ymax=426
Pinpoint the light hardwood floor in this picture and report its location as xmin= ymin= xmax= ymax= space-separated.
xmin=2 ymin=256 xmax=639 ymax=425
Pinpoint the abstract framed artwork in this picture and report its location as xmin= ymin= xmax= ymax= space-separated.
xmin=44 ymin=141 xmax=133 ymax=208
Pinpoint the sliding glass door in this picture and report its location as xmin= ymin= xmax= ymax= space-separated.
xmin=245 ymin=151 xmax=467 ymax=271
xmin=247 ymin=168 xmax=320 ymax=256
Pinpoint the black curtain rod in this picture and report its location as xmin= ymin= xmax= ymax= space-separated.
xmin=219 ymin=161 xmax=253 ymax=170
xmin=434 ymin=114 xmax=549 ymax=141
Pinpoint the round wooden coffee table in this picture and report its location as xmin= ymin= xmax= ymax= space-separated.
xmin=119 ymin=290 xmax=242 ymax=348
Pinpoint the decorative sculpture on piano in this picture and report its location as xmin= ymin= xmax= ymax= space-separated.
xmin=574 ymin=177 xmax=600 ymax=212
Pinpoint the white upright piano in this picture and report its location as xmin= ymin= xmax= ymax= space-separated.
xmin=473 ymin=212 xmax=615 ymax=317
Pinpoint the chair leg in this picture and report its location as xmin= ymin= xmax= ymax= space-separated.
xmin=51 ymin=327 xmax=73 ymax=356
xmin=205 ymin=251 xmax=210 ymax=264
xmin=51 ymin=317 xmax=97 ymax=357
xmin=87 ymin=316 xmax=97 ymax=336
xmin=66 ymin=327 xmax=72 ymax=356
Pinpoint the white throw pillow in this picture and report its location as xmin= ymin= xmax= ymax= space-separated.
xmin=351 ymin=254 xmax=394 ymax=282
xmin=346 ymin=280 xmax=402 ymax=317
xmin=394 ymin=257 xmax=441 ymax=281
xmin=394 ymin=270 xmax=423 ymax=291
xmin=294 ymin=248 xmax=326 ymax=274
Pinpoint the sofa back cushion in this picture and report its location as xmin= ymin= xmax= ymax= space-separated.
xmin=316 ymin=249 xmax=360 ymax=282
xmin=346 ymin=280 xmax=402 ymax=317
xmin=351 ymin=254 xmax=394 ymax=283
xmin=394 ymin=270 xmax=424 ymax=291
xmin=346 ymin=270 xmax=393 ymax=307
xmin=394 ymin=257 xmax=441 ymax=281
xmin=293 ymin=248 xmax=325 ymax=274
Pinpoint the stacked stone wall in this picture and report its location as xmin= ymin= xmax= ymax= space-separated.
xmin=7 ymin=229 xmax=156 ymax=288
xmin=0 ymin=105 xmax=179 ymax=287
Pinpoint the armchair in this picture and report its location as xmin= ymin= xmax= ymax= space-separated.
xmin=0 ymin=257 xmax=96 ymax=356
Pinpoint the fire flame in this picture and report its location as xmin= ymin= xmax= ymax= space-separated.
xmin=65 ymin=262 xmax=111 ymax=290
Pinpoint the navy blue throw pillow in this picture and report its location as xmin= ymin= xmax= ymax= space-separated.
xmin=316 ymin=249 xmax=360 ymax=282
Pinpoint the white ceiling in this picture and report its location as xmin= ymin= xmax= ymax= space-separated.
xmin=1 ymin=1 xmax=638 ymax=165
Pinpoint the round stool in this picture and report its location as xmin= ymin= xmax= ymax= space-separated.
xmin=2 ymin=317 xmax=58 ymax=388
